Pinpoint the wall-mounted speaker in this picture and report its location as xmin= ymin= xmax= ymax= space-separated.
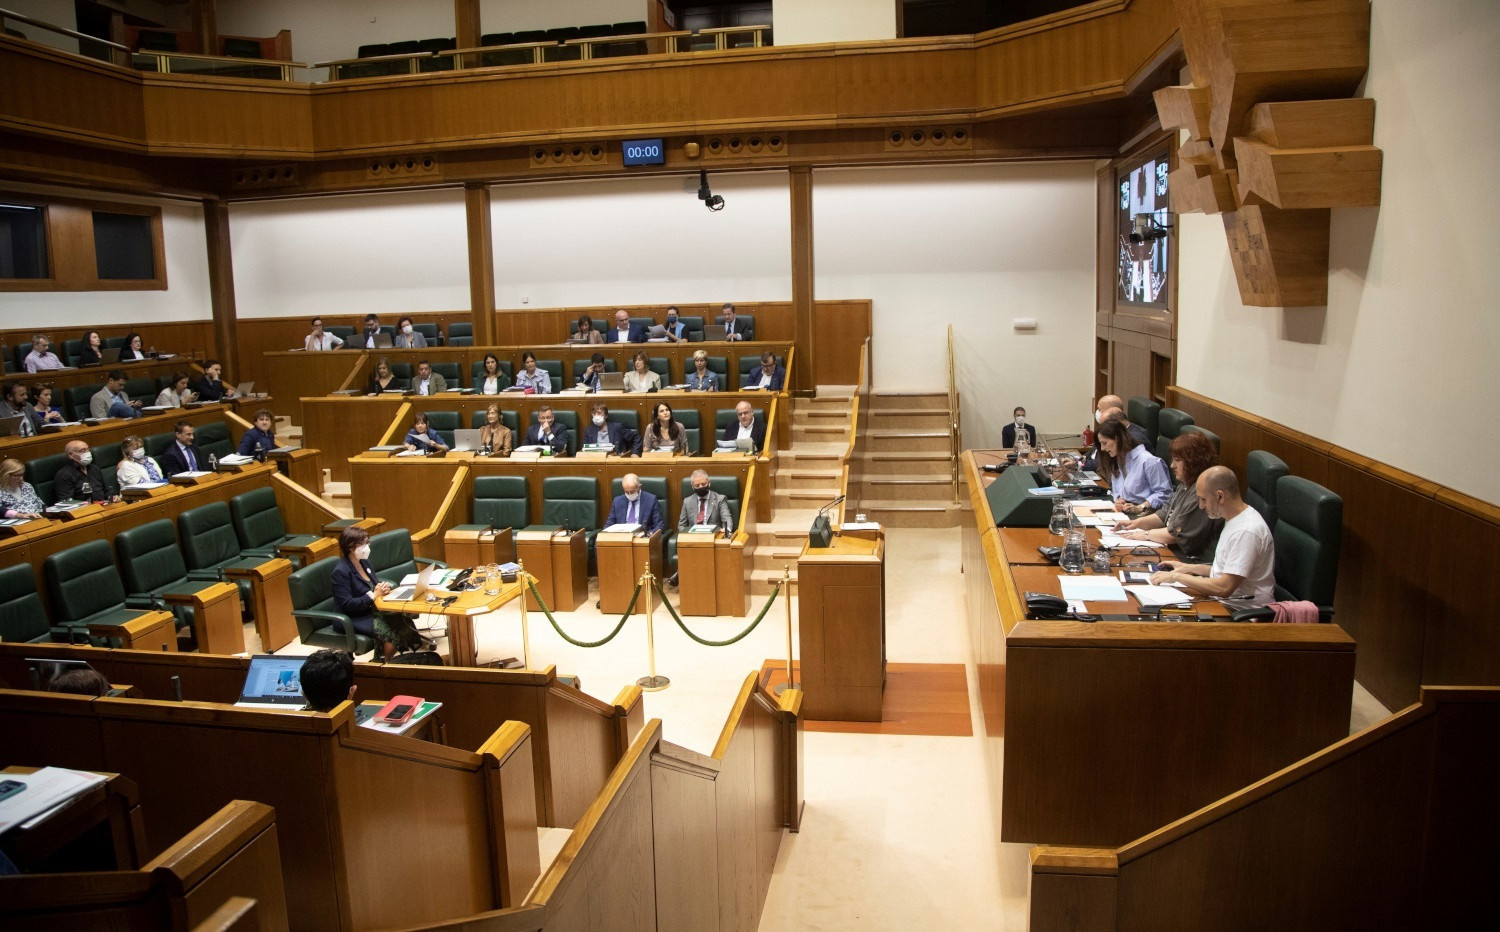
xmin=231 ymin=164 xmax=300 ymax=190
xmin=884 ymin=125 xmax=972 ymax=151
xmin=366 ymin=154 xmax=439 ymax=180
xmin=701 ymin=133 xmax=787 ymax=160
xmin=530 ymin=143 xmax=608 ymax=168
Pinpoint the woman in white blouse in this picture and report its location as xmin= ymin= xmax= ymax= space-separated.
xmin=155 ymin=372 xmax=196 ymax=407
xmin=623 ymin=351 xmax=661 ymax=393
xmin=116 ymin=435 xmax=167 ymax=486
xmin=476 ymin=353 xmax=509 ymax=394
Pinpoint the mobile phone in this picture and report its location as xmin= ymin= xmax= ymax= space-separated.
xmin=1146 ymin=562 xmax=1167 ymax=572
xmin=381 ymin=703 xmax=415 ymax=724
xmin=0 ymin=779 xmax=28 ymax=803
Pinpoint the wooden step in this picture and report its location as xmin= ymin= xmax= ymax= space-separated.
xmin=774 ymin=488 xmax=841 ymax=508
xmin=777 ymin=468 xmax=843 ymax=489
xmin=791 ymin=425 xmax=847 ymax=442
xmin=868 ymin=409 xmax=952 ymax=429
xmin=865 ymin=429 xmax=950 ymax=453
xmin=859 ymin=500 xmax=962 ymax=528
xmin=858 ymin=475 xmax=954 ymax=502
xmin=869 ymin=391 xmax=949 ymax=411
xmin=858 ymin=451 xmax=952 ymax=476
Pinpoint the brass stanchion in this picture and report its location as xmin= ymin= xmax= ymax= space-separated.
xmin=773 ymin=564 xmax=798 ymax=696
xmin=636 ymin=569 xmax=670 ymax=691
xmin=517 ymin=563 xmax=532 ymax=671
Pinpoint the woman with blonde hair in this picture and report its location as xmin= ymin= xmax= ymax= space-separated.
xmin=479 ymin=403 xmax=513 ymax=457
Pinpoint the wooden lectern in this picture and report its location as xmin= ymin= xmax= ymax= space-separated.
xmin=168 ymin=581 xmax=244 ymax=655
xmin=517 ymin=528 xmax=588 ymax=612
xmin=444 ymin=525 xmax=516 ymax=569
xmin=676 ymin=529 xmax=721 ymax=616
xmin=597 ymin=530 xmax=663 ymax=615
xmin=223 ymin=558 xmax=297 ymax=652
xmin=797 ymin=533 xmax=886 ymax=722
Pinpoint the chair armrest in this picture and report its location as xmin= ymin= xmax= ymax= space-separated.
xmin=415 ymin=556 xmax=449 ymax=569
xmin=186 ymin=568 xmax=224 ymax=582
xmin=292 ymin=609 xmax=364 ymax=653
xmin=1228 ymin=607 xmax=1274 ymax=622
xmin=125 ymin=593 xmax=165 ymax=611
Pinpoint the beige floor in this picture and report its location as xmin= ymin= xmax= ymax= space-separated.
xmin=251 ymin=498 xmax=1390 ymax=930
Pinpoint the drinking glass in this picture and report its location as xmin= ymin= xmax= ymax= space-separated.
xmin=484 ymin=563 xmax=501 ymax=596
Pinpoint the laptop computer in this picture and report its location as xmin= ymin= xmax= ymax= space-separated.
xmin=599 ymin=371 xmax=627 ymax=391
xmin=234 ymin=381 xmax=256 ymax=396
xmin=373 ymin=333 xmax=394 ymax=349
xmin=0 ymin=415 xmax=27 ymax=437
xmin=101 ymin=346 xmax=124 ymax=364
xmin=703 ymin=324 xmax=728 ymax=341
xmin=715 ymin=437 xmax=755 ymax=453
xmin=233 ymin=654 xmax=309 ymax=708
xmin=452 ymin=428 xmax=483 ymax=452
xmin=387 ymin=562 xmax=435 ymax=602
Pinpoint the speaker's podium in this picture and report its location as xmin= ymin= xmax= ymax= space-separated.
xmin=516 ymin=527 xmax=588 ymax=612
xmin=444 ymin=524 xmax=516 ymax=569
xmin=797 ymin=530 xmax=886 ymax=722
xmin=597 ymin=528 xmax=663 ymax=615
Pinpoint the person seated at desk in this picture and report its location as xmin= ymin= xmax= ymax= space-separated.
xmin=367 ymin=357 xmax=402 ymax=395
xmin=515 ymin=351 xmax=551 ymax=394
xmin=1 ymin=381 xmax=37 ymax=437
xmin=1096 ymin=418 xmax=1170 ymax=515
xmin=238 ymin=409 xmax=279 ymax=458
xmin=1082 ymin=396 xmax=1148 ymax=469
xmin=76 ymin=329 xmax=106 ymax=367
xmin=393 ymin=316 xmax=427 ymax=349
xmin=26 ymin=385 xmax=64 ymax=429
xmin=656 ymin=306 xmax=687 ymax=343
xmin=685 ymin=350 xmax=721 ymax=392
xmin=192 ymin=360 xmax=237 ymax=402
xmin=1001 ymin=406 xmax=1040 ymax=450
xmin=623 ymin=351 xmax=661 ymax=393
xmin=583 ymin=402 xmax=639 ymax=456
xmin=360 ymin=314 xmax=383 ymax=349
xmin=0 ymin=457 xmax=45 ymax=518
xmin=476 ymin=354 xmax=509 ymax=395
xmin=411 ymin=360 xmax=446 ymax=396
xmin=679 ymin=468 xmax=733 ymax=533
xmin=479 ymin=404 xmax=513 ymax=457
xmin=403 ymin=412 xmax=448 ymax=454
xmin=116 ymin=435 xmax=167 ymax=487
xmin=160 ymin=420 xmax=208 ymax=477
xmin=642 ymin=402 xmax=688 ymax=455
xmin=606 ymin=308 xmax=648 ymax=344
xmin=46 ymin=666 xmax=110 ymax=696
xmin=156 ymin=372 xmax=196 ymax=408
xmin=577 ymin=353 xmax=609 ymax=393
xmin=57 ymin=440 xmax=116 ymax=502
xmin=719 ymin=303 xmax=752 ymax=342
xmin=747 ymin=351 xmax=784 ymax=391
xmin=331 ymin=527 xmax=431 ymax=659
xmin=572 ymin=314 xmax=604 ymax=345
xmin=524 ymin=406 xmax=569 ymax=456
xmin=300 ymin=648 xmax=356 ymax=712
xmin=607 ymin=472 xmax=663 ymax=534
xmin=25 ymin=334 xmax=66 ymax=373
xmin=90 ymin=370 xmax=142 ymax=420
xmin=1151 ymin=466 xmax=1275 ymax=607
xmin=721 ymin=400 xmax=766 ymax=454
xmin=120 ymin=332 xmax=149 ymax=362
xmin=304 ymin=316 xmax=344 ymax=351
xmin=1114 ymin=431 xmax=1223 ymax=560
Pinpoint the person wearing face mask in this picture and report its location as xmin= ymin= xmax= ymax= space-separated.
xmin=606 ymin=472 xmax=663 ymax=534
xmin=1001 ymin=406 xmax=1039 ymax=450
xmin=393 ymin=316 xmax=427 ymax=349
xmin=329 ymin=527 xmax=430 ymax=658
xmin=115 ymin=435 xmax=167 ymax=487
xmin=678 ymin=469 xmax=733 ymax=533
xmin=56 ymin=439 xmax=115 ymax=503
xmin=0 ymin=457 xmax=46 ymax=518
xmin=582 ymin=403 xmax=639 ymax=456
xmin=656 ymin=306 xmax=686 ymax=343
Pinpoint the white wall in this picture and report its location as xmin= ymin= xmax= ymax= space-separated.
xmin=772 ymin=0 xmax=897 ymax=45
xmin=489 ymin=172 xmax=792 ymax=308
xmin=228 ymin=189 xmax=469 ymax=318
xmin=477 ymin=0 xmax=647 ymax=33
xmin=1175 ymin=0 xmax=1500 ymax=505
xmin=0 ymin=184 xmax=212 ymax=329
xmin=812 ymin=163 xmax=1097 ymax=449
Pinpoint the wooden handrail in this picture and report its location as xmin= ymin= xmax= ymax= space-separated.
xmin=946 ymin=324 xmax=961 ymax=503
xmin=0 ymin=7 xmax=130 ymax=52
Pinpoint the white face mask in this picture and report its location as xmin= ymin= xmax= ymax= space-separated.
xmin=1015 ymin=417 xmax=1026 ymax=427
xmin=77 ymin=451 xmax=93 ymax=466
xmin=625 ymin=492 xmax=640 ymax=503
xmin=402 ymin=324 xmax=414 ymax=335
xmin=592 ymin=415 xmax=605 ymax=426
xmin=354 ymin=544 xmax=371 ymax=561
xmin=130 ymin=448 xmax=145 ymax=460
xmin=1094 ymin=409 xmax=1104 ymax=424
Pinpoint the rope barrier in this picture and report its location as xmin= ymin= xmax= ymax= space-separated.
xmin=525 ymin=577 xmax=639 ymax=648
xmin=652 ymin=577 xmax=782 ymax=647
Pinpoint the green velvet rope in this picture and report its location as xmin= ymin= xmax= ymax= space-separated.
xmin=652 ymin=577 xmax=782 ymax=647
xmin=525 ymin=577 xmax=640 ymax=648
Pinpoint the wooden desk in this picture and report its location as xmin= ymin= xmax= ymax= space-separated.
xmin=376 ymin=581 xmax=523 ymax=668
xmin=0 ymin=767 xmax=147 ymax=873
xmin=515 ymin=529 xmax=586 ymax=613
xmin=270 ymin=446 xmax=324 ymax=494
xmin=676 ymin=529 xmax=721 ymax=617
xmin=797 ymin=535 xmax=886 ymax=722
xmin=1008 ymin=564 xmax=1229 ymax=619
xmin=170 ymin=580 xmax=245 ymax=655
xmin=596 ymin=530 xmax=662 ymax=615
xmin=444 ymin=525 xmax=516 ymax=568
xmin=223 ymin=558 xmax=296 ymax=652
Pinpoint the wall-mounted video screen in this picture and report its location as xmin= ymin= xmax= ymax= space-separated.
xmin=1117 ymin=150 xmax=1170 ymax=308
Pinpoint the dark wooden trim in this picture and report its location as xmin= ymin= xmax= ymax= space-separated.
xmin=464 ymin=183 xmax=495 ymax=346
xmin=203 ymin=198 xmax=235 ymax=372
xmin=789 ymin=166 xmax=815 ymax=393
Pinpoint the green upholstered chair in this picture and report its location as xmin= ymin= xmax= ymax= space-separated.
xmin=367 ymin=528 xmax=446 ymax=586
xmin=572 ymin=357 xmax=618 ymax=383
xmin=0 ymin=564 xmax=52 ymax=644
xmin=450 ymin=475 xmax=529 ymax=563
xmin=673 ymin=408 xmax=702 ymax=455
xmin=1230 ymin=476 xmax=1343 ymax=622
xmin=286 ymin=556 xmax=377 ymax=656
xmin=1155 ymin=408 xmax=1194 ymax=462
xmin=704 ymin=355 xmax=728 ymax=383
xmin=1245 ymin=450 xmax=1290 ymax=530
xmin=389 ymin=362 xmax=413 ymax=382
xmin=715 ymin=407 xmax=765 ymax=436
xmin=144 ymin=432 xmax=174 ymax=459
xmin=1128 ymin=396 xmax=1162 ymax=447
xmin=61 ymin=339 xmax=85 ymax=366
xmin=230 ymin=487 xmax=321 ymax=564
xmin=176 ymin=502 xmax=261 ymax=604
xmin=612 ymin=409 xmax=640 ymax=434
xmin=23 ymin=453 xmax=69 ymax=506
xmin=666 ymin=474 xmax=740 ymax=576
xmin=1181 ymin=424 xmax=1220 ymax=456
xmin=529 ymin=409 xmax=579 ymax=454
xmin=469 ymin=359 xmax=513 ymax=389
xmin=448 ymin=322 xmax=473 ymax=346
xmin=431 ymin=361 xmax=461 ymax=385
xmin=568 ymin=318 xmax=607 ymax=336
xmin=679 ymin=316 xmax=705 ymax=341
xmin=424 ymin=411 xmax=460 ymax=447
xmin=737 ymin=354 xmax=782 ymax=389
xmin=412 ymin=323 xmax=441 ymax=345
xmin=535 ymin=477 xmax=599 ymax=559
xmin=327 ymin=325 xmax=356 ymax=342
xmin=647 ymin=357 xmax=670 ymax=382
xmin=115 ymin=518 xmax=223 ymax=638
xmin=469 ymin=409 xmax=520 ymax=432
xmin=64 ymin=384 xmax=96 ymax=420
xmin=536 ymin=359 xmax=564 ymax=388
xmin=195 ymin=421 xmax=234 ymax=460
xmin=43 ymin=540 xmax=155 ymax=645
xmin=124 ymin=377 xmax=155 ymax=405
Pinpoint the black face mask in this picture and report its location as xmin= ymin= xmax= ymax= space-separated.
xmin=694 ymin=487 xmax=709 ymax=498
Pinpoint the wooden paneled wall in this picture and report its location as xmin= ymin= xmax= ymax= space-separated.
xmin=1168 ymin=386 xmax=1500 ymax=710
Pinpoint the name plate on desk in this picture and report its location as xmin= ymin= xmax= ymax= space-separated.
xmin=0 ymin=516 xmax=49 ymax=536
xmin=170 ymin=471 xmax=213 ymax=485
xmin=641 ymin=450 xmax=676 ymax=460
xmin=121 ymin=482 xmax=173 ymax=501
xmin=510 ymin=451 xmax=543 ymax=462
xmin=573 ymin=450 xmax=608 ymax=462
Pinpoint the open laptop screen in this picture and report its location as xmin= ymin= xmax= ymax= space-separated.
xmin=236 ymin=654 xmax=308 ymax=706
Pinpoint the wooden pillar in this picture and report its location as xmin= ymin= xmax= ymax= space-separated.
xmin=465 ymin=183 xmax=497 ymax=346
xmin=454 ymin=0 xmax=482 ymax=54
xmin=789 ymin=166 xmax=815 ymax=394
xmin=189 ymin=0 xmax=217 ymax=56
xmin=203 ymin=198 xmax=238 ymax=375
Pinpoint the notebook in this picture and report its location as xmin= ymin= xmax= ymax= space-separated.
xmin=233 ymin=654 xmax=309 ymax=708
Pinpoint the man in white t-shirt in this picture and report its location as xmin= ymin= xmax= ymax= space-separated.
xmin=1150 ymin=465 xmax=1275 ymax=606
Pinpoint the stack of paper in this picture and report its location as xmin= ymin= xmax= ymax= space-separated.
xmin=1058 ymin=576 xmax=1129 ymax=602
xmin=1126 ymin=585 xmax=1192 ymax=607
xmin=0 ymin=767 xmax=107 ymax=834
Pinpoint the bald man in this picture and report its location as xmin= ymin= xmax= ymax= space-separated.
xmin=1085 ymin=403 xmax=1148 ymax=469
xmin=55 ymin=439 xmax=113 ymax=503
xmin=1150 ymin=466 xmax=1275 ymax=606
xmin=606 ymin=472 xmax=663 ymax=535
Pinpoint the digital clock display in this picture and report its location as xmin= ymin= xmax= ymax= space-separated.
xmin=621 ymin=138 xmax=665 ymax=166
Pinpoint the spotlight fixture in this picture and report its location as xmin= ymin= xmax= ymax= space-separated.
xmin=697 ymin=169 xmax=725 ymax=211
xmin=1128 ymin=213 xmax=1172 ymax=244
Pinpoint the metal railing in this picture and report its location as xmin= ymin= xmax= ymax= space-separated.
xmin=946 ymin=324 xmax=962 ymax=504
xmin=0 ymin=6 xmax=130 ymax=65
xmin=132 ymin=49 xmax=305 ymax=81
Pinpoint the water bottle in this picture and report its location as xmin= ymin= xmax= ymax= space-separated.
xmin=1048 ymin=500 xmax=1069 ymax=536
xmin=1060 ymin=529 xmax=1086 ymax=574
xmin=254 ymin=441 xmax=265 ymax=463
xmin=80 ymin=481 xmax=92 ymax=501
xmin=208 ymin=454 xmax=218 ymax=472
xmin=1015 ymin=428 xmax=1031 ymax=463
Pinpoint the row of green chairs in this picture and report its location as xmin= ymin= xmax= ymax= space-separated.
xmin=409 ymin=406 xmax=763 ymax=456
xmin=22 ymin=421 xmax=235 ymax=506
xmin=286 ymin=528 xmax=444 ymax=657
xmin=374 ymin=353 xmax=780 ymax=394
xmin=3 ymin=335 xmax=129 ymax=374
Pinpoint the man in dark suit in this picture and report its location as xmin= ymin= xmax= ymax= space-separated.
xmin=160 ymin=419 xmax=208 ymax=476
xmin=192 ymin=360 xmax=236 ymax=402
xmin=582 ymin=403 xmax=639 ymax=456
xmin=745 ymin=352 xmax=785 ymax=391
xmin=720 ymin=303 xmax=752 ymax=342
xmin=604 ymin=309 xmax=647 ymax=344
xmin=720 ymin=401 xmax=766 ymax=454
xmin=55 ymin=439 xmax=115 ymax=502
xmin=524 ymin=406 xmax=569 ymax=456
xmin=678 ymin=469 xmax=733 ymax=533
xmin=605 ymin=473 xmax=663 ymax=535
xmin=1001 ymin=406 xmax=1040 ymax=449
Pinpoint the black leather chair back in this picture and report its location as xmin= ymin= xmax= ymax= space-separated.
xmin=230 ymin=487 xmax=288 ymax=551
xmin=1128 ymin=396 xmax=1162 ymax=447
xmin=1181 ymin=424 xmax=1220 ymax=456
xmin=541 ymin=477 xmax=597 ymax=532
xmin=115 ymin=518 xmax=189 ymax=594
xmin=369 ymin=529 xmax=418 ymax=585
xmin=44 ymin=540 xmax=127 ymax=623
xmin=0 ymin=564 xmax=51 ymax=644
xmin=1246 ymin=450 xmax=1289 ymax=530
xmin=177 ymin=502 xmax=243 ymax=570
xmin=474 ymin=476 xmax=529 ymax=529
xmin=1155 ymin=408 xmax=1194 ymax=462
xmin=1271 ymin=477 xmax=1343 ymax=607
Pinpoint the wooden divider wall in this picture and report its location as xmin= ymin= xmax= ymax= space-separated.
xmin=0 ymin=322 xmax=216 ymax=369
xmin=0 ymin=402 xmax=241 ymax=465
xmin=1167 ymin=386 xmax=1500 ymax=710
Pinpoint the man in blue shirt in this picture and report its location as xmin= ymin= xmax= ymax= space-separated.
xmin=238 ymin=409 xmax=279 ymax=457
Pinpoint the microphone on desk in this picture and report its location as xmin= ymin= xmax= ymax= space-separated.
xmin=171 ymin=675 xmax=183 ymax=702
xmin=808 ymin=494 xmax=845 ymax=549
xmin=361 ymin=506 xmax=367 ymax=520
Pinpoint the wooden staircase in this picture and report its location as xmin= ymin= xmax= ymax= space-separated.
xmin=856 ymin=392 xmax=960 ymax=527
xmin=749 ymin=389 xmax=851 ymax=587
